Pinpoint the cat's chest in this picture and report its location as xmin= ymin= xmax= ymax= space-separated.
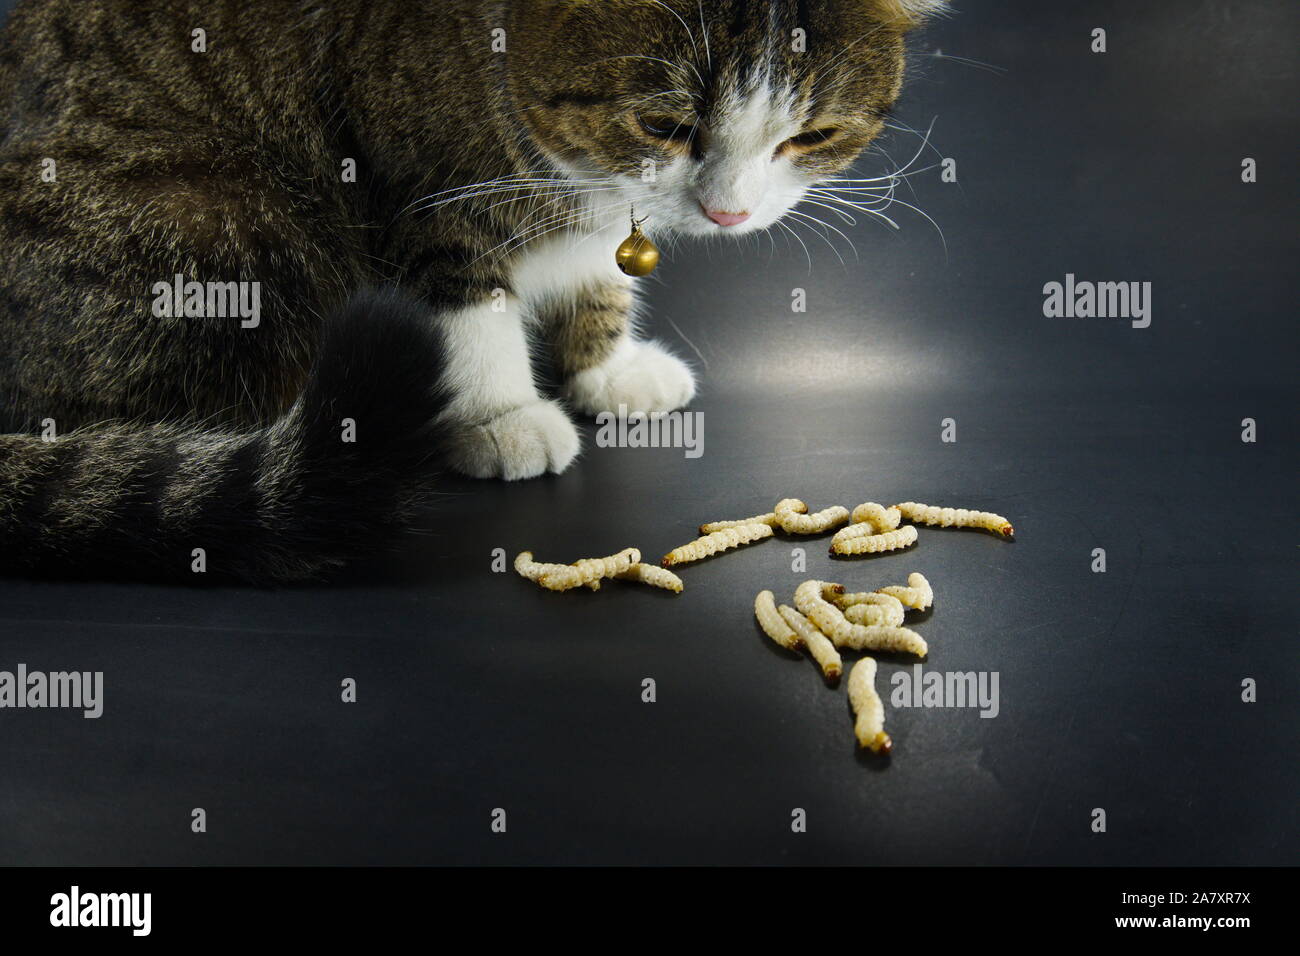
xmin=509 ymin=225 xmax=631 ymax=311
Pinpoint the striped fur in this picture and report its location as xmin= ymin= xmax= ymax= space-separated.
xmin=0 ymin=290 xmax=450 ymax=582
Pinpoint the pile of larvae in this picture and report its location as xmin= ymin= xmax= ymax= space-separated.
xmin=514 ymin=499 xmax=1014 ymax=754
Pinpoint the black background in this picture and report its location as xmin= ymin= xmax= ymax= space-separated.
xmin=0 ymin=0 xmax=1296 ymax=866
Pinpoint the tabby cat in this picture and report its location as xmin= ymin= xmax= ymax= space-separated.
xmin=0 ymin=0 xmax=944 ymax=582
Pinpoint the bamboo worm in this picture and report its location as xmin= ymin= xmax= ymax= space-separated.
xmin=776 ymin=604 xmax=843 ymax=681
xmin=661 ymin=522 xmax=773 ymax=567
xmin=536 ymin=547 xmax=641 ymax=592
xmin=830 ymin=591 xmax=907 ymax=626
xmin=830 ymin=524 xmax=918 ymax=556
xmin=848 ymin=657 xmax=892 ymax=754
xmin=616 ymin=563 xmax=684 ymax=593
xmin=849 ymin=502 xmax=901 ymax=533
xmin=755 ymin=589 xmax=802 ymax=651
xmin=700 ymin=512 xmax=778 ymax=534
xmin=894 ymin=501 xmax=1014 ymax=538
xmin=876 ymin=572 xmax=933 ymax=611
xmin=514 ymin=550 xmax=602 ymax=590
xmin=775 ymin=498 xmax=850 ymax=535
xmin=793 ymin=580 xmax=928 ymax=656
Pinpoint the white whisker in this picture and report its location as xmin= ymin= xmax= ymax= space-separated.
xmin=923 ymin=51 xmax=1008 ymax=75
xmin=775 ymin=219 xmax=813 ymax=275
xmin=786 ymin=209 xmax=856 ymax=267
xmin=798 ymin=197 xmax=858 ymax=227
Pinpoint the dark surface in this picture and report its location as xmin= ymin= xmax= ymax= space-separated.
xmin=1 ymin=1 xmax=1296 ymax=865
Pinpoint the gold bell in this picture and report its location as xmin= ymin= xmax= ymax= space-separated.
xmin=616 ymin=213 xmax=659 ymax=277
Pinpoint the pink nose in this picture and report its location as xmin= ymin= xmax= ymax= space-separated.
xmin=703 ymin=207 xmax=751 ymax=227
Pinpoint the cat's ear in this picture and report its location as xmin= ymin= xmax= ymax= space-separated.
xmin=871 ymin=0 xmax=950 ymax=29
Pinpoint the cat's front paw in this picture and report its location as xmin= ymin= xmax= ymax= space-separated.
xmin=566 ymin=338 xmax=696 ymax=415
xmin=446 ymin=400 xmax=580 ymax=481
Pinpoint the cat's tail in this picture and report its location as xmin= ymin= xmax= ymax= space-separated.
xmin=0 ymin=289 xmax=450 ymax=583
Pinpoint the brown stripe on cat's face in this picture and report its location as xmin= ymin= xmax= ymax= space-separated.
xmin=507 ymin=0 xmax=923 ymax=238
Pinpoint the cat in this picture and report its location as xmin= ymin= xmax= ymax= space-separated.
xmin=0 ymin=0 xmax=945 ymax=582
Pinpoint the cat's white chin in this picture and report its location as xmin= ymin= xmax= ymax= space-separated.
xmin=446 ymin=400 xmax=580 ymax=481
xmin=566 ymin=337 xmax=696 ymax=415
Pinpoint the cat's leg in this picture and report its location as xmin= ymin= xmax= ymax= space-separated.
xmin=436 ymin=296 xmax=580 ymax=480
xmin=549 ymin=281 xmax=696 ymax=415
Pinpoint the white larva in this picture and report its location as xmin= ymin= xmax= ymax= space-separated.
xmin=755 ymin=589 xmax=801 ymax=651
xmin=843 ymin=603 xmax=899 ymax=627
xmin=514 ymin=550 xmax=600 ymax=590
xmin=834 ymin=592 xmax=906 ymax=627
xmin=661 ymin=522 xmax=774 ymax=567
xmin=537 ymin=547 xmax=641 ymax=592
xmin=774 ymin=498 xmax=850 ymax=535
xmin=894 ymin=501 xmax=1014 ymax=538
xmin=616 ymin=563 xmax=684 ymax=593
xmin=700 ymin=512 xmax=777 ymax=533
xmin=847 ymin=657 xmax=892 ymax=754
xmin=819 ymin=581 xmax=848 ymax=603
xmin=849 ymin=502 xmax=901 ymax=533
xmin=793 ymin=580 xmax=928 ymax=657
xmin=819 ymin=585 xmax=904 ymax=627
xmin=831 ymin=523 xmax=879 ymax=543
xmin=829 ymin=524 xmax=918 ymax=555
xmin=876 ymin=571 xmax=934 ymax=611
xmin=815 ymin=615 xmax=927 ymax=656
xmin=776 ymin=604 xmax=843 ymax=681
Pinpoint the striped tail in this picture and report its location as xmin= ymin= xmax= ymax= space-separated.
xmin=0 ymin=289 xmax=450 ymax=583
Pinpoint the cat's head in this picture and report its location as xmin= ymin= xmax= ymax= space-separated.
xmin=509 ymin=0 xmax=946 ymax=238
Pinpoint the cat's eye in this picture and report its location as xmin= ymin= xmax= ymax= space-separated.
xmin=637 ymin=113 xmax=696 ymax=144
xmin=776 ymin=127 xmax=843 ymax=158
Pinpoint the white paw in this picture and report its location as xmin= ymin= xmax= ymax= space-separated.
xmin=566 ymin=338 xmax=696 ymax=415
xmin=446 ymin=400 xmax=580 ymax=481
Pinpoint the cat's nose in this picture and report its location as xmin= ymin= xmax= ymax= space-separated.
xmin=703 ymin=206 xmax=751 ymax=227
